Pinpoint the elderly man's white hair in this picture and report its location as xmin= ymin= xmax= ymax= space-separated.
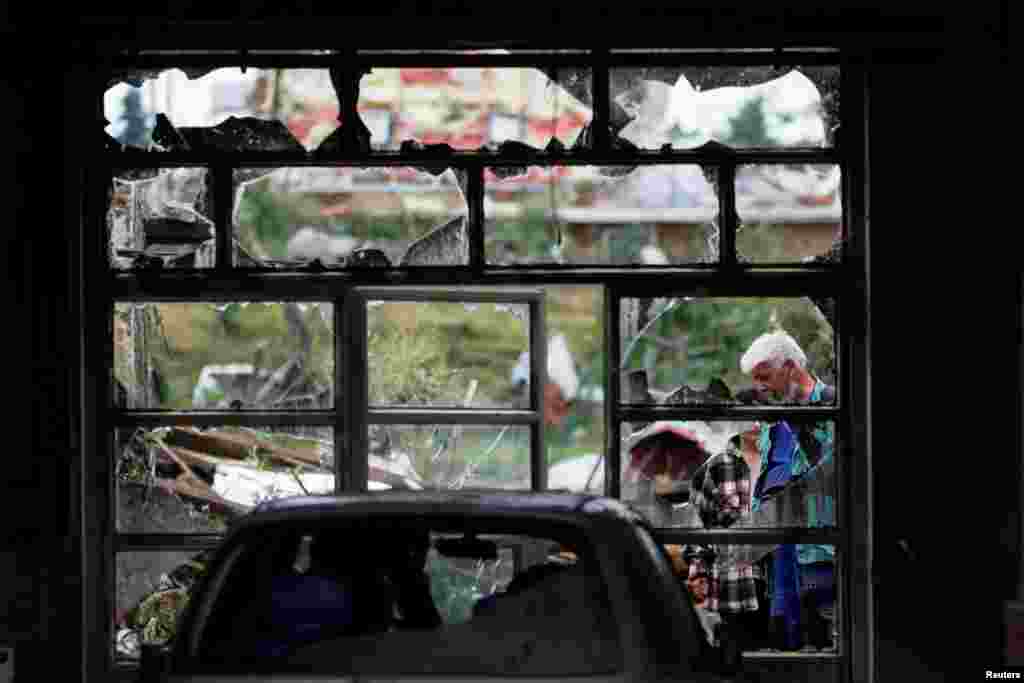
xmin=740 ymin=330 xmax=807 ymax=374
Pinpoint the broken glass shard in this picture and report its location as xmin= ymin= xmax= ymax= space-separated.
xmin=178 ymin=116 xmax=304 ymax=153
xmin=108 ymin=167 xmax=215 ymax=269
xmin=736 ymin=164 xmax=842 ymax=263
xmin=485 ymin=165 xmax=718 ymax=265
xmin=611 ymin=65 xmax=840 ymax=150
xmin=234 ymin=167 xmax=467 ymax=267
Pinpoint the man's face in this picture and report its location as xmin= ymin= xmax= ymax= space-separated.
xmin=751 ymin=360 xmax=791 ymax=399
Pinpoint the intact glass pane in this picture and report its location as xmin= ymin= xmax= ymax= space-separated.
xmin=736 ymin=164 xmax=842 ymax=263
xmin=486 ymin=165 xmax=718 ymax=265
xmin=611 ymin=65 xmax=839 ymax=149
xmin=662 ymin=543 xmax=840 ymax=655
xmin=621 ymin=420 xmax=836 ymax=530
xmin=360 ymin=68 xmax=591 ymax=150
xmin=368 ymin=424 xmax=531 ymax=490
xmin=112 ymin=302 xmax=334 ymax=410
xmin=367 ymin=301 xmax=528 ymax=408
xmin=115 ymin=549 xmax=215 ymax=661
xmin=233 ymin=167 xmax=467 ymax=267
xmin=108 ymin=167 xmax=214 ymax=269
xmin=619 ymin=297 xmax=835 ymax=405
xmin=105 ymin=68 xmax=335 ymax=151
xmin=115 ymin=425 xmax=335 ymax=533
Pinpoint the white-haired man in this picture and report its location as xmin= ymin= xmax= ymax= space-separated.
xmin=740 ymin=330 xmax=834 ymax=405
xmin=739 ymin=329 xmax=836 ymax=651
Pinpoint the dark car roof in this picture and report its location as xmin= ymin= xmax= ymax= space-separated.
xmin=233 ymin=490 xmax=646 ymax=533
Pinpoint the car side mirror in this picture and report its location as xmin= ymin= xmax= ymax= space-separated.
xmin=138 ymin=642 xmax=171 ymax=683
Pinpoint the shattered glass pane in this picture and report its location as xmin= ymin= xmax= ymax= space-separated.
xmin=619 ymin=297 xmax=835 ymax=405
xmin=115 ymin=425 xmax=335 ymax=535
xmin=108 ymin=167 xmax=215 ymax=269
xmin=104 ymin=68 xmax=337 ymax=151
xmin=234 ymin=167 xmax=468 ymax=267
xmin=360 ymin=68 xmax=591 ymax=150
xmin=370 ymin=424 xmax=530 ymax=490
xmin=485 ymin=165 xmax=718 ymax=265
xmin=610 ymin=65 xmax=840 ymax=149
xmin=112 ymin=302 xmax=334 ymax=409
xmin=368 ymin=301 xmax=528 ymax=408
xmin=736 ymin=164 xmax=842 ymax=263
xmin=621 ymin=419 xmax=836 ymax=531
xmin=658 ymin=542 xmax=840 ymax=654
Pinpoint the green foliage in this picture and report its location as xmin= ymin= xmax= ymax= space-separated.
xmin=236 ymin=185 xmax=307 ymax=259
xmin=369 ymin=319 xmax=461 ymax=405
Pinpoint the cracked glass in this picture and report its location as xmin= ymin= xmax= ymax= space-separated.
xmin=367 ymin=424 xmax=531 ymax=491
xmin=485 ymin=165 xmax=718 ymax=265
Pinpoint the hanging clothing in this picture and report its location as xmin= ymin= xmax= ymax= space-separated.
xmin=770 ymin=543 xmax=803 ymax=650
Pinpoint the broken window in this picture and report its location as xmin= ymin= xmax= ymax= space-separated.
xmin=108 ymin=168 xmax=214 ymax=269
xmin=486 ymin=165 xmax=718 ymax=265
xmin=622 ymin=419 xmax=836 ymax=530
xmin=368 ymin=424 xmax=531 ymax=490
xmin=736 ymin=164 xmax=842 ymax=263
xmin=620 ymin=297 xmax=836 ymax=404
xmin=360 ymin=68 xmax=591 ymax=151
xmin=611 ymin=65 xmax=840 ymax=149
xmin=113 ymin=302 xmax=334 ymax=410
xmin=235 ymin=167 xmax=468 ymax=267
xmin=89 ymin=47 xmax=862 ymax=678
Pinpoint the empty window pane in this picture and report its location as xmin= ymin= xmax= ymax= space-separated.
xmin=112 ymin=302 xmax=334 ymax=410
xmin=737 ymin=164 xmax=842 ymax=263
xmin=620 ymin=297 xmax=835 ymax=405
xmin=234 ymin=167 xmax=467 ymax=267
xmin=611 ymin=65 xmax=839 ymax=150
xmin=622 ymin=420 xmax=836 ymax=530
xmin=486 ymin=165 xmax=718 ymax=265
xmin=115 ymin=425 xmax=336 ymax=533
xmin=368 ymin=301 xmax=528 ymax=408
xmin=663 ymin=543 xmax=839 ymax=654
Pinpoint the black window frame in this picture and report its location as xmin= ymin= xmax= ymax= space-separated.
xmin=77 ymin=46 xmax=871 ymax=683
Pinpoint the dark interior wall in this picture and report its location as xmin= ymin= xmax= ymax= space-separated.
xmin=1 ymin=3 xmax=1009 ymax=681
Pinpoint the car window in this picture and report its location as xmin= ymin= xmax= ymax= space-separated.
xmin=193 ymin=521 xmax=623 ymax=676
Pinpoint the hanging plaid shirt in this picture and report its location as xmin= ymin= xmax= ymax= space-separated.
xmin=686 ymin=441 xmax=763 ymax=614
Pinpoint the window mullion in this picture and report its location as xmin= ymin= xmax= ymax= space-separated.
xmin=344 ymin=290 xmax=369 ymax=492
xmin=605 ymin=286 xmax=621 ymax=499
xmin=467 ymin=163 xmax=485 ymax=274
xmin=529 ymin=296 xmax=547 ymax=491
xmin=213 ymin=163 xmax=233 ymax=270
